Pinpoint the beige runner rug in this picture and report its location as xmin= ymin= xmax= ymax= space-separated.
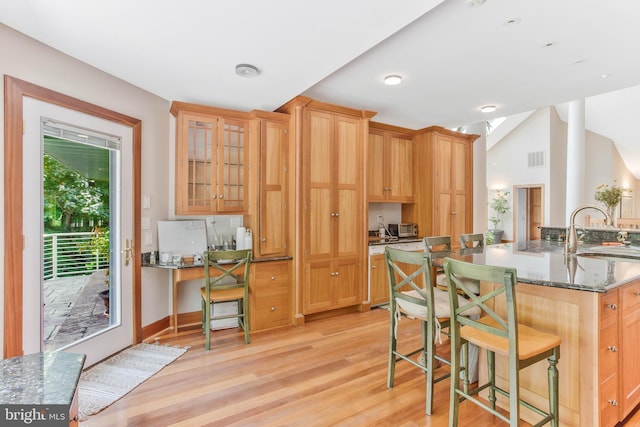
xmin=78 ymin=343 xmax=188 ymax=421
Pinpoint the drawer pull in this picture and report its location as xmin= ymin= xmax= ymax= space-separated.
xmin=271 ymin=276 xmax=276 ymax=280
xmin=608 ymin=399 xmax=618 ymax=407
xmin=607 ymin=303 xmax=618 ymax=310
xmin=271 ymin=306 xmax=276 ymax=311
xmin=261 ymin=238 xmax=267 ymax=242
xmin=607 ymin=345 xmax=618 ymax=352
xmin=635 ymin=291 xmax=640 ymax=296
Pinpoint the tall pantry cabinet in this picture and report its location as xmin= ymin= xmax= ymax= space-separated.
xmin=403 ymin=126 xmax=479 ymax=248
xmin=278 ymin=97 xmax=374 ymax=317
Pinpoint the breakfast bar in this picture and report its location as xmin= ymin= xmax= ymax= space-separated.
xmin=431 ymin=241 xmax=640 ymax=427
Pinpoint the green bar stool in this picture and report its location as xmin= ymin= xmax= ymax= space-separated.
xmin=201 ymin=249 xmax=252 ymax=351
xmin=384 ymin=247 xmax=480 ymax=415
xmin=459 ymin=233 xmax=485 ymax=249
xmin=443 ymin=258 xmax=561 ymax=427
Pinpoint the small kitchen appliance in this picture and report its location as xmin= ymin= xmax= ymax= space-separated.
xmin=387 ymin=223 xmax=418 ymax=238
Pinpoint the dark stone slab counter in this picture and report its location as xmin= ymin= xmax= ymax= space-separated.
xmin=431 ymin=240 xmax=640 ymax=293
xmin=0 ymin=352 xmax=85 ymax=405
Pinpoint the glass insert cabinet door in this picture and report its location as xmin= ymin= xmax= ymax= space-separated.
xmin=176 ymin=112 xmax=248 ymax=214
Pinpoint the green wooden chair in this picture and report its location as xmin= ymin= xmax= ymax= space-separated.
xmin=459 ymin=233 xmax=485 ymax=249
xmin=443 ymin=257 xmax=561 ymax=427
xmin=201 ymin=249 xmax=252 ymax=351
xmin=384 ymin=247 xmax=480 ymax=415
xmin=424 ymin=236 xmax=479 ymax=295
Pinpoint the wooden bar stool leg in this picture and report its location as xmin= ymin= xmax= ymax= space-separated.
xmin=423 ymin=319 xmax=434 ymax=415
xmin=488 ymin=351 xmax=496 ymax=410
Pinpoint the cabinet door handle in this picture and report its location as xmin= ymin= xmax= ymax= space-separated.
xmin=271 ymin=306 xmax=276 ymax=311
xmin=608 ymin=399 xmax=618 ymax=407
xmin=607 ymin=303 xmax=618 ymax=310
xmin=212 ymin=194 xmax=217 ymax=199
xmin=219 ymin=194 xmax=224 ymax=199
xmin=335 ymin=212 xmax=340 ymax=217
xmin=271 ymin=276 xmax=276 ymax=280
xmin=261 ymin=238 xmax=267 ymax=242
xmin=607 ymin=345 xmax=618 ymax=352
xmin=335 ymin=271 xmax=340 ymax=276
xmin=372 ymin=265 xmax=376 ymax=269
xmin=451 ymin=211 xmax=457 ymax=215
xmin=330 ymin=272 xmax=335 ymax=276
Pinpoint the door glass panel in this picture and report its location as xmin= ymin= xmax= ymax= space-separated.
xmin=222 ymin=121 xmax=245 ymax=210
xmin=41 ymin=121 xmax=119 ymax=352
xmin=188 ymin=119 xmax=213 ymax=208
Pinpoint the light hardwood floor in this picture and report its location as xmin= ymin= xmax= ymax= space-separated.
xmin=79 ymin=308 xmax=638 ymax=426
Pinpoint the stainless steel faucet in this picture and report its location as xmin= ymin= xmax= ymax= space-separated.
xmin=565 ymin=205 xmax=613 ymax=254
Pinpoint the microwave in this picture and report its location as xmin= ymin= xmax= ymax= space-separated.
xmin=388 ymin=223 xmax=418 ymax=238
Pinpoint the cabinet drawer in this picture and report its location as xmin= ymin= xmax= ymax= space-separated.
xmin=600 ymin=290 xmax=619 ymax=328
xmin=253 ymin=262 xmax=289 ymax=285
xmin=254 ymin=291 xmax=289 ymax=327
xmin=600 ymin=375 xmax=620 ymax=427
xmin=599 ymin=321 xmax=618 ymax=382
xmin=621 ymin=281 xmax=640 ymax=312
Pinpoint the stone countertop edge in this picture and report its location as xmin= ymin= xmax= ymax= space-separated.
xmin=141 ymin=254 xmax=293 ymax=269
xmin=432 ymin=240 xmax=640 ymax=293
xmin=0 ymin=352 xmax=86 ymax=405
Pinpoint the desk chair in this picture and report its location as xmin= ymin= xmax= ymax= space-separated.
xmin=459 ymin=233 xmax=484 ymax=249
xmin=384 ymin=247 xmax=480 ymax=414
xmin=443 ymin=258 xmax=561 ymax=427
xmin=201 ymin=249 xmax=252 ymax=351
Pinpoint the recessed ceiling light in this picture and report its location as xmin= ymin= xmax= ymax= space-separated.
xmin=384 ymin=75 xmax=402 ymax=86
xmin=464 ymin=0 xmax=486 ymax=7
xmin=504 ymin=17 xmax=521 ymax=26
xmin=600 ymin=73 xmax=611 ymax=79
xmin=480 ymin=105 xmax=497 ymax=113
xmin=235 ymin=64 xmax=259 ymax=77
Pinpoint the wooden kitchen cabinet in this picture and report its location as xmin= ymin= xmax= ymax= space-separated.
xmin=171 ymin=101 xmax=249 ymax=215
xmin=278 ymin=97 xmax=371 ymax=317
xmin=620 ymin=281 xmax=640 ymax=419
xmin=369 ymin=254 xmax=388 ymax=306
xmin=479 ymin=279 xmax=640 ymax=427
xmin=403 ymin=127 xmax=478 ymax=248
xmin=250 ymin=261 xmax=291 ymax=332
xmin=246 ymin=112 xmax=289 ymax=259
xmin=599 ymin=290 xmax=620 ymax=427
xmin=367 ymin=123 xmax=415 ymax=203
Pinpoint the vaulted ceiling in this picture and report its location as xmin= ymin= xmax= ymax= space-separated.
xmin=2 ymin=0 xmax=640 ymax=176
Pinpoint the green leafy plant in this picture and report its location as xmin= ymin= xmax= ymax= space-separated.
xmin=488 ymin=190 xmax=510 ymax=230
xmin=594 ymin=182 xmax=625 ymax=212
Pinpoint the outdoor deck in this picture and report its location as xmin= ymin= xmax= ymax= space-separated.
xmin=43 ymin=270 xmax=110 ymax=351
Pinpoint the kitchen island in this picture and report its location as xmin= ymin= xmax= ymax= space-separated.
xmin=431 ymin=241 xmax=640 ymax=427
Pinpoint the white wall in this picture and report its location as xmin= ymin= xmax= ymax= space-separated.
xmin=0 ymin=23 xmax=172 ymax=348
xmin=488 ymin=104 xmax=638 ymax=237
xmin=487 ymin=108 xmax=553 ymax=240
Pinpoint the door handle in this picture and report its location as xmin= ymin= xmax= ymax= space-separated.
xmin=124 ymin=239 xmax=133 ymax=266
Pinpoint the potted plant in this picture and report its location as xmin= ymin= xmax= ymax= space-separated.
xmin=487 ymin=190 xmax=510 ymax=244
xmin=594 ymin=182 xmax=625 ymax=226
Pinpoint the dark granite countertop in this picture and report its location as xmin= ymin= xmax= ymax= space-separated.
xmin=0 ymin=352 xmax=85 ymax=404
xmin=431 ymin=240 xmax=640 ymax=293
xmin=368 ymin=237 xmax=422 ymax=246
xmin=142 ymin=253 xmax=292 ymax=269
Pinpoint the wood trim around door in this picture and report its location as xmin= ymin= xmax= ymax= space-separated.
xmin=3 ymin=75 xmax=143 ymax=358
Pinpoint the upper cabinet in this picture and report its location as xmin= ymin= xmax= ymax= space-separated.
xmin=403 ymin=126 xmax=479 ymax=248
xmin=367 ymin=123 xmax=415 ymax=203
xmin=171 ymin=102 xmax=250 ymax=215
xmin=247 ymin=111 xmax=290 ymax=258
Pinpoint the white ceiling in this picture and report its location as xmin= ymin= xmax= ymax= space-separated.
xmin=2 ymin=0 xmax=640 ymax=176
